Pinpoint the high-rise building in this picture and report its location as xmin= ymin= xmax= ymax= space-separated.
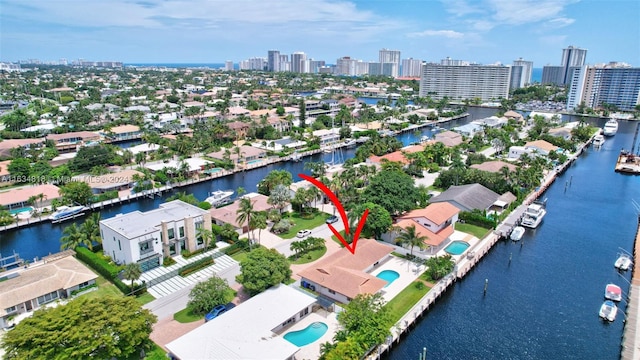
xmin=561 ymin=46 xmax=588 ymax=85
xmin=224 ymin=61 xmax=234 ymax=71
xmin=279 ymin=54 xmax=290 ymax=72
xmin=441 ymin=57 xmax=469 ymax=66
xmin=419 ymin=63 xmax=511 ymax=101
xmin=541 ymin=65 xmax=564 ymax=85
xmin=308 ymin=60 xmax=325 ymax=74
xmin=267 ymin=50 xmax=280 ymax=72
xmin=511 ymin=58 xmax=533 ymax=88
xmin=401 ymin=58 xmax=422 ymax=77
xmin=291 ymin=52 xmax=307 ymax=73
xmin=379 ymin=48 xmax=400 ymax=77
xmin=567 ymin=63 xmax=640 ymax=111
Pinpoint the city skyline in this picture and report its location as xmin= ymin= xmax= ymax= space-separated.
xmin=1 ymin=0 xmax=639 ymax=67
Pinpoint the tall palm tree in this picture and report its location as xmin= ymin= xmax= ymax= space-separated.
xmin=197 ymin=227 xmax=214 ymax=250
xmin=60 ymin=223 xmax=92 ymax=250
xmin=81 ymin=212 xmax=102 ymax=247
xmin=235 ymin=198 xmax=256 ymax=250
xmin=122 ymin=263 xmax=142 ymax=295
xmin=395 ymin=224 xmax=429 ymax=257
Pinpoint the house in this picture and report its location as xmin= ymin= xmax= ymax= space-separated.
xmin=166 ymin=284 xmax=315 ymax=360
xmin=105 ymin=125 xmax=142 ymax=142
xmin=312 ymin=129 xmax=340 ymax=147
xmin=524 ymin=140 xmax=559 ymax=156
xmin=0 ymin=184 xmax=61 ymax=210
xmin=0 ymin=252 xmax=98 ymax=329
xmin=145 ymin=158 xmax=213 ymax=177
xmin=0 ymin=138 xmax=46 ymax=158
xmin=72 ymin=169 xmax=143 ymax=194
xmin=99 ymin=200 xmax=212 ymax=271
xmin=367 ymin=151 xmax=410 ymax=166
xmin=470 ymin=161 xmax=517 ymax=173
xmin=226 ymin=121 xmax=251 ymax=138
xmin=548 ymin=127 xmax=572 ymax=141
xmin=434 ymin=130 xmax=463 ymax=147
xmin=268 ymin=117 xmax=291 ymax=133
xmin=209 ymin=193 xmax=273 ymax=233
xmin=453 ymin=123 xmax=484 ymax=138
xmin=504 ymin=110 xmax=524 ymax=123
xmin=298 ymin=239 xmax=394 ymax=303
xmin=429 ymin=183 xmax=502 ymax=212
xmin=46 ymin=131 xmax=101 ymax=153
xmin=383 ymin=202 xmax=460 ymax=254
xmin=207 ymin=145 xmax=266 ymax=164
xmin=472 ymin=116 xmax=508 ymax=129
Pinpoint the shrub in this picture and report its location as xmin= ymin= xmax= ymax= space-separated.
xmin=198 ymin=201 xmax=212 ymax=210
xmin=178 ymin=257 xmax=214 ymax=277
xmin=271 ymin=219 xmax=293 ymax=234
xmin=75 ymin=247 xmax=122 ymax=280
xmin=222 ymin=240 xmax=248 ymax=256
xmin=163 ymin=257 xmax=177 ymax=267
xmin=71 ymin=283 xmax=98 ymax=296
xmin=459 ymin=210 xmax=495 ymax=229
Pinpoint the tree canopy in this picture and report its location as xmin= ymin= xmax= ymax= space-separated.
xmin=2 ymin=296 xmax=157 ymax=360
xmin=58 ymin=181 xmax=94 ymax=205
xmin=257 ymin=169 xmax=293 ymax=196
xmin=361 ymin=169 xmax=420 ymax=215
xmin=350 ymin=202 xmax=392 ymax=239
xmin=236 ymin=247 xmax=291 ymax=296
xmin=188 ymin=275 xmax=235 ymax=315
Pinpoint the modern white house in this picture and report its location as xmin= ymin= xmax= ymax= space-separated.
xmin=166 ymin=284 xmax=316 ymax=360
xmin=99 ymin=200 xmax=212 ymax=271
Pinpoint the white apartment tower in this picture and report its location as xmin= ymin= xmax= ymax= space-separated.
xmin=561 ymin=46 xmax=588 ymax=85
xmin=379 ymin=48 xmax=401 ymax=77
xmin=267 ymin=50 xmax=280 ymax=72
xmin=401 ymin=58 xmax=423 ymax=77
xmin=419 ymin=63 xmax=511 ymax=101
xmin=511 ymin=58 xmax=533 ymax=88
xmin=291 ymin=52 xmax=307 ymax=73
xmin=224 ymin=61 xmax=234 ymax=71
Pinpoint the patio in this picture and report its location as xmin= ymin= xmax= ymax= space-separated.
xmin=280 ymin=309 xmax=339 ymax=360
xmin=371 ymin=255 xmax=423 ymax=303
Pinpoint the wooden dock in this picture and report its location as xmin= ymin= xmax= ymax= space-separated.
xmin=621 ymin=214 xmax=640 ymax=360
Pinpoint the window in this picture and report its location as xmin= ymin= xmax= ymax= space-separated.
xmin=118 ymin=239 xmax=121 ymax=251
xmin=168 ymin=228 xmax=175 ymax=240
xmin=139 ymin=241 xmax=153 ymax=255
xmin=328 ymin=289 xmax=336 ymax=295
xmin=5 ymin=306 xmax=17 ymax=314
xmin=179 ymin=226 xmax=185 ymax=238
xmin=79 ymin=281 xmax=91 ymax=289
xmin=37 ymin=291 xmax=59 ymax=305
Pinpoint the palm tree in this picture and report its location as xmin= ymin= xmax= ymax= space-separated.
xmin=395 ymin=224 xmax=429 ymax=257
xmin=290 ymin=240 xmax=305 ymax=259
xmin=60 ymin=223 xmax=92 ymax=250
xmin=122 ymin=263 xmax=142 ymax=296
xmin=235 ymin=198 xmax=256 ymax=250
xmin=197 ymin=227 xmax=214 ymax=250
xmin=81 ymin=212 xmax=102 ymax=247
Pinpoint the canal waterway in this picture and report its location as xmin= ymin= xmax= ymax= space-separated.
xmin=387 ymin=119 xmax=640 ymax=360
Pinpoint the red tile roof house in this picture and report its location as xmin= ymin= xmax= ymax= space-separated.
xmin=46 ymin=131 xmax=101 ymax=153
xmin=209 ymin=193 xmax=273 ymax=234
xmin=207 ymin=145 xmax=266 ymax=165
xmin=0 ymin=184 xmax=61 ymax=211
xmin=226 ymin=121 xmax=251 ymax=139
xmin=470 ymin=160 xmax=517 ymax=173
xmin=381 ymin=202 xmax=460 ymax=256
xmin=0 ymin=138 xmax=46 ymax=158
xmin=297 ymin=239 xmax=394 ymax=303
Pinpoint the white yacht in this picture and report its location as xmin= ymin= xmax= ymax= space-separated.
xmin=521 ymin=203 xmax=547 ymax=229
xmin=510 ymin=226 xmax=525 ymax=241
xmin=603 ymin=119 xmax=618 ymax=136
xmin=599 ymin=300 xmax=618 ymax=322
xmin=49 ymin=205 xmax=85 ymax=222
xmin=615 ymin=253 xmax=633 ymax=271
xmin=205 ymin=190 xmax=234 ymax=207
xmin=593 ymin=134 xmax=605 ymax=147
xmin=604 ymin=284 xmax=622 ymax=302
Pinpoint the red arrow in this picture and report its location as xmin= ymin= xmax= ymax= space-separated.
xmin=299 ymin=174 xmax=369 ymax=254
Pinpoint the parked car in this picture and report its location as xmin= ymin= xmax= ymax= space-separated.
xmin=205 ymin=304 xmax=227 ymax=322
xmin=297 ymin=229 xmax=312 ymax=238
xmin=326 ymin=215 xmax=339 ymax=224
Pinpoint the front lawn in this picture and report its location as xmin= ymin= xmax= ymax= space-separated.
xmin=384 ymin=280 xmax=432 ymax=323
xmin=173 ymin=306 xmax=203 ymax=323
xmin=79 ymin=275 xmax=122 ymax=300
xmin=135 ymin=293 xmax=155 ymax=306
xmin=455 ymin=222 xmax=492 ymax=239
xmin=279 ymin=211 xmax=331 ymax=239
xmin=289 ymin=245 xmax=327 ymax=264
xmin=230 ymin=250 xmax=250 ymax=263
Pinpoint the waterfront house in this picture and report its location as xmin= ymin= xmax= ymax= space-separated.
xmin=524 ymin=140 xmax=560 ymax=156
xmin=207 ymin=145 xmax=266 ymax=165
xmin=312 ymin=129 xmax=340 ymax=147
xmin=0 ymin=160 xmax=12 ymax=186
xmin=367 ymin=151 xmax=411 ymax=166
xmin=72 ymin=169 xmax=143 ymax=194
xmin=548 ymin=127 xmax=573 ymax=141
xmin=166 ymin=284 xmax=315 ymax=360
xmin=46 ymin=131 xmax=101 ymax=153
xmin=145 ymin=157 xmax=213 ymax=177
xmin=504 ymin=110 xmax=525 ymax=123
xmin=0 ymin=138 xmax=46 ymax=158
xmin=382 ymin=202 xmax=460 ymax=255
xmin=209 ymin=193 xmax=273 ymax=234
xmin=267 ymin=116 xmax=291 ymax=133
xmin=429 ymin=183 xmax=503 ymax=212
xmin=104 ymin=125 xmax=142 ymax=142
xmin=453 ymin=123 xmax=484 ymax=138
xmin=434 ymin=130 xmax=464 ymax=147
xmin=298 ymin=239 xmax=394 ymax=303
xmin=470 ymin=160 xmax=517 ymax=173
xmin=0 ymin=252 xmax=98 ymax=329
xmin=99 ymin=200 xmax=212 ymax=271
xmin=0 ymin=184 xmax=60 ymax=211
xmin=226 ymin=121 xmax=250 ymax=138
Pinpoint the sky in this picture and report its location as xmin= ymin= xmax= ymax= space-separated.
xmin=1 ymin=0 xmax=639 ymax=67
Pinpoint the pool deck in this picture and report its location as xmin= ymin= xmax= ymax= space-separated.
xmin=372 ymin=256 xmax=423 ymax=303
xmin=283 ymin=310 xmax=339 ymax=360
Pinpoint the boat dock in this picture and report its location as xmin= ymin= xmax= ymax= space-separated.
xmin=621 ymin=214 xmax=640 ymax=360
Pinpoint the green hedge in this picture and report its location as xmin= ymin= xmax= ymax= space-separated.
xmin=459 ymin=210 xmax=496 ymax=229
xmin=178 ymin=257 xmax=214 ymax=277
xmin=222 ymin=241 xmax=248 ymax=256
xmin=75 ymin=247 xmax=122 ymax=279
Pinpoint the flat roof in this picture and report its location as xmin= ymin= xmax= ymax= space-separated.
xmin=166 ymin=285 xmax=315 ymax=360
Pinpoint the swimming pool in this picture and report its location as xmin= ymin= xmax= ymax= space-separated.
xmin=204 ymin=167 xmax=222 ymax=174
xmin=247 ymin=159 xmax=262 ymax=165
xmin=444 ymin=241 xmax=470 ymax=255
xmin=283 ymin=322 xmax=328 ymax=347
xmin=376 ymin=270 xmax=400 ymax=287
xmin=9 ymin=206 xmax=33 ymax=215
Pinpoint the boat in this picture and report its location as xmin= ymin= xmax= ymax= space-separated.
xmin=603 ymin=119 xmax=618 ymax=136
xmin=344 ymin=139 xmax=357 ymax=148
xmin=205 ymin=190 xmax=234 ymax=207
xmin=510 ymin=226 xmax=526 ymax=241
xmin=593 ymin=134 xmax=605 ymax=147
xmin=49 ymin=205 xmax=85 ymax=222
xmin=604 ymin=283 xmax=623 ymax=302
xmin=521 ymin=203 xmax=547 ymax=229
xmin=420 ymin=135 xmax=430 ymax=143
xmin=291 ymin=152 xmax=302 ymax=162
xmin=599 ymin=300 xmax=617 ymax=322
xmin=615 ymin=253 xmax=633 ymax=271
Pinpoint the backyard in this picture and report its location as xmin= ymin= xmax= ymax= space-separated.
xmin=454 ymin=222 xmax=492 ymax=239
xmin=384 ymin=280 xmax=432 ymax=323
xmin=279 ymin=211 xmax=331 ymax=239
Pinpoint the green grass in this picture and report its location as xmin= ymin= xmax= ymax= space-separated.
xmin=330 ymin=230 xmax=348 ymax=247
xmin=280 ymin=211 xmax=331 ymax=239
xmin=231 ymin=250 xmax=250 ymax=263
xmin=289 ymin=245 xmax=327 ymax=264
xmin=79 ymin=276 xmax=123 ymax=300
xmin=135 ymin=293 xmax=155 ymax=306
xmin=124 ymin=344 xmax=166 ymax=360
xmin=284 ymin=277 xmax=296 ymax=285
xmin=454 ymin=222 xmax=492 ymax=239
xmin=384 ymin=281 xmax=432 ymax=323
xmin=173 ymin=306 xmax=203 ymax=323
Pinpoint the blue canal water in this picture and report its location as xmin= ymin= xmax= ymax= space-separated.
xmin=387 ymin=119 xmax=640 ymax=360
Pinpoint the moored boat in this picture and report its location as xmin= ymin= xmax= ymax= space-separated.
xmin=604 ymin=283 xmax=622 ymax=302
xmin=49 ymin=205 xmax=85 ymax=222
xmin=599 ymin=300 xmax=617 ymax=322
xmin=615 ymin=253 xmax=633 ymax=271
xmin=510 ymin=226 xmax=525 ymax=241
xmin=593 ymin=134 xmax=605 ymax=147
xmin=603 ymin=119 xmax=618 ymax=136
xmin=521 ymin=203 xmax=547 ymax=229
xmin=205 ymin=190 xmax=234 ymax=207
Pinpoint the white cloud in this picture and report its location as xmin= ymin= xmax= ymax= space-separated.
xmin=546 ymin=17 xmax=575 ymax=28
xmin=408 ymin=30 xmax=464 ymax=39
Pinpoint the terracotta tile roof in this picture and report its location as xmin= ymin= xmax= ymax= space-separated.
xmin=0 ymin=160 xmax=11 ymax=177
xmin=0 ymin=184 xmax=61 ymax=206
xmin=227 ymin=121 xmax=250 ymax=130
xmin=110 ymin=124 xmax=140 ymax=134
xmin=402 ymin=144 xmax=425 ymax=154
xmin=470 ymin=161 xmax=517 ymax=173
xmin=209 ymin=193 xmax=271 ymax=228
xmin=368 ymin=151 xmax=410 ymax=165
xmin=399 ymin=202 xmax=460 ymax=225
xmin=297 ymin=239 xmax=393 ymax=299
xmin=0 ymin=138 xmax=45 ymax=152
xmin=394 ymin=219 xmax=455 ymax=247
xmin=524 ymin=140 xmax=559 ymax=152
xmin=46 ymin=131 xmax=100 ymax=142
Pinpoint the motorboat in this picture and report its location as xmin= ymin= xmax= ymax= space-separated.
xmin=615 ymin=253 xmax=633 ymax=271
xmin=604 ymin=283 xmax=623 ymax=302
xmin=291 ymin=152 xmax=302 ymax=162
xmin=205 ymin=190 xmax=234 ymax=207
xmin=599 ymin=300 xmax=617 ymax=322
xmin=420 ymin=135 xmax=430 ymax=143
xmin=49 ymin=205 xmax=85 ymax=222
xmin=603 ymin=119 xmax=618 ymax=136
xmin=510 ymin=226 xmax=526 ymax=241
xmin=344 ymin=139 xmax=357 ymax=148
xmin=521 ymin=203 xmax=547 ymax=229
xmin=593 ymin=134 xmax=605 ymax=147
